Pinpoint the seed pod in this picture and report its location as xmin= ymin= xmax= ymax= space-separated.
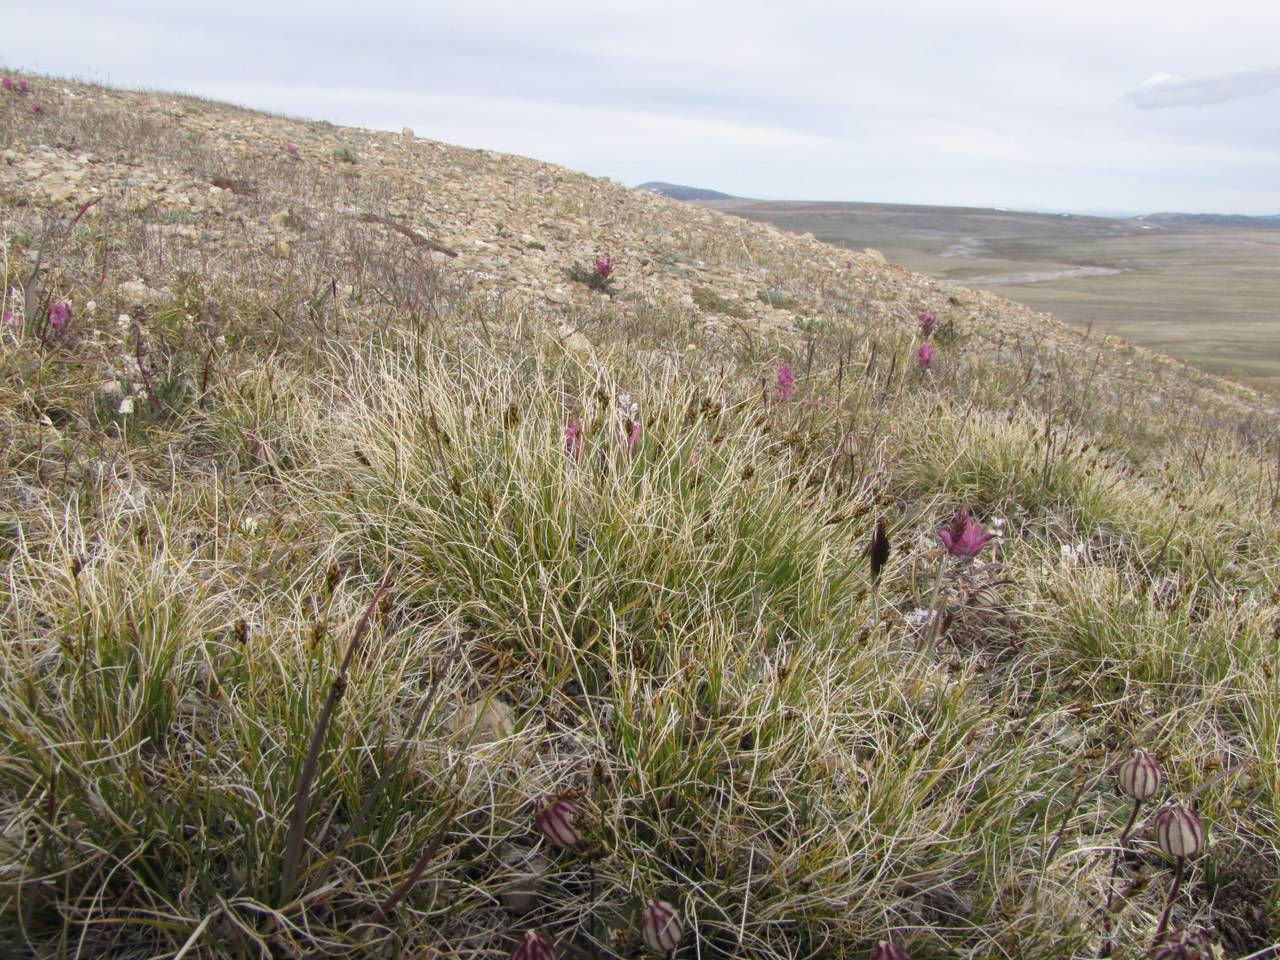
xmin=1155 ymin=805 xmax=1205 ymax=859
xmin=871 ymin=941 xmax=912 ymax=960
xmin=640 ymin=900 xmax=684 ymax=955
xmin=535 ymin=796 xmax=582 ymax=849
xmin=1117 ymin=749 xmax=1162 ymax=801
xmin=511 ymin=929 xmax=555 ymax=960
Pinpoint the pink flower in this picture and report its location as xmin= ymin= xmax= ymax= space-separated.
xmin=48 ymin=301 xmax=70 ymax=333
xmin=1 ymin=77 xmax=11 ymax=92
xmin=845 ymin=259 xmax=853 ymax=269
xmin=776 ymin=364 xmax=796 ymax=402
xmin=937 ymin=509 xmax=996 ymax=561
xmin=918 ymin=312 xmax=938 ymax=336
xmin=286 ymin=142 xmax=299 ymax=156
xmin=917 ymin=342 xmax=934 ymax=369
xmin=30 ymin=103 xmax=44 ymax=117
xmin=628 ymin=420 xmax=641 ymax=457
xmin=593 ymin=255 xmax=614 ymax=278
xmin=17 ymin=78 xmax=29 ymax=94
xmin=564 ymin=419 xmax=583 ymax=460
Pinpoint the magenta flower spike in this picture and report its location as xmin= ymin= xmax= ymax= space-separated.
xmin=776 ymin=364 xmax=796 ymax=402
xmin=628 ymin=420 xmax=641 ymax=457
xmin=17 ymin=78 xmax=29 ymax=94
xmin=918 ymin=312 xmax=938 ymax=336
xmin=937 ymin=509 xmax=996 ymax=561
xmin=30 ymin=103 xmax=44 ymax=117
xmin=286 ymin=142 xmax=299 ymax=156
xmin=917 ymin=341 xmax=934 ymax=369
xmin=1 ymin=77 xmax=12 ymax=92
xmin=48 ymin=301 xmax=71 ymax=333
xmin=565 ymin=419 xmax=584 ymax=461
xmin=593 ymin=255 xmax=614 ymax=278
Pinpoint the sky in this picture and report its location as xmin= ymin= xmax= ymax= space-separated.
xmin=4 ymin=0 xmax=1280 ymax=215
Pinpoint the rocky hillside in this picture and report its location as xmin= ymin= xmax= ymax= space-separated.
xmin=2 ymin=75 xmax=1271 ymax=435
xmin=2 ymin=73 xmax=1278 ymax=960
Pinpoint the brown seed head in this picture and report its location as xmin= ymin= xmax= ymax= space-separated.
xmin=869 ymin=519 xmax=891 ymax=584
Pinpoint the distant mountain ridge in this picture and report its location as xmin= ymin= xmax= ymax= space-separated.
xmin=642 ymin=184 xmax=1279 ymax=225
xmin=637 ymin=181 xmax=737 ymax=201
xmin=1136 ymin=211 xmax=1280 ymax=228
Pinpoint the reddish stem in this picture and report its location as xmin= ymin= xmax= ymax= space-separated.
xmin=1099 ymin=798 xmax=1142 ymax=957
xmin=1154 ymin=856 xmax=1185 ymax=945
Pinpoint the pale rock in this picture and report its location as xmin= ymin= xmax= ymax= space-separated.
xmin=117 ymin=278 xmax=164 ymax=305
xmin=444 ymin=698 xmax=515 ymax=745
xmin=497 ymin=843 xmax=551 ymax=916
xmin=557 ymin=322 xmax=593 ymax=356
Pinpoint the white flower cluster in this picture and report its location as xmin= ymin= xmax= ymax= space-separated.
xmin=617 ymin=391 xmax=640 ymax=422
xmin=1059 ymin=542 xmax=1088 ymax=568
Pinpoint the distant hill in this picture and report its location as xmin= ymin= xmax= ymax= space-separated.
xmin=637 ymin=181 xmax=737 ymax=201
xmin=1136 ymin=211 xmax=1280 ymax=228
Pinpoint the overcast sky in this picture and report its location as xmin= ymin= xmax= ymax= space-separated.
xmin=5 ymin=1 xmax=1280 ymax=215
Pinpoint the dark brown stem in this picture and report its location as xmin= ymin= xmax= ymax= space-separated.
xmin=198 ymin=345 xmax=217 ymax=409
xmin=372 ymin=834 xmax=445 ymax=922
xmin=1099 ymin=798 xmax=1142 ymax=957
xmin=1153 ymin=857 xmax=1185 ymax=945
xmin=278 ymin=572 xmax=393 ymax=904
xmin=134 ymin=323 xmax=161 ymax=410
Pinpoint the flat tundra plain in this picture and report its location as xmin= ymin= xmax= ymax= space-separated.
xmin=708 ymin=199 xmax=1280 ymax=384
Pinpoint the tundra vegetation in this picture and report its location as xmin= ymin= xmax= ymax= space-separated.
xmin=0 ymin=73 xmax=1277 ymax=959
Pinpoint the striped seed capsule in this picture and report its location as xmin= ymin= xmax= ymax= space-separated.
xmin=511 ymin=929 xmax=555 ymax=960
xmin=1117 ymin=749 xmax=1162 ymax=801
xmin=1155 ymin=805 xmax=1206 ymax=858
xmin=641 ymin=900 xmax=684 ymax=955
xmin=871 ymin=942 xmax=912 ymax=960
xmin=535 ymin=796 xmax=582 ymax=849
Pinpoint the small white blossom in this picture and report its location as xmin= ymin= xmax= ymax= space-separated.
xmin=118 ymin=396 xmax=134 ymax=415
xmin=904 ymin=607 xmax=932 ymax=626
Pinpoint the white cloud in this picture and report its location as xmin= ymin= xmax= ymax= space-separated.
xmin=5 ymin=1 xmax=1280 ymax=213
xmin=1125 ymin=67 xmax=1280 ymax=109
xmin=202 ymin=83 xmax=846 ymax=155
